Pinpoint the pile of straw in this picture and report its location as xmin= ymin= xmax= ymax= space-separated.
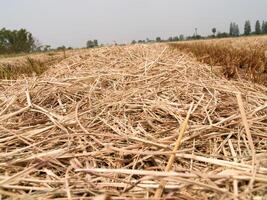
xmin=0 ymin=44 xmax=267 ymax=199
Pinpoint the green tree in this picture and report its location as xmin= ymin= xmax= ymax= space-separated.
xmin=212 ymin=28 xmax=216 ymax=36
xmin=156 ymin=37 xmax=161 ymax=42
xmin=86 ymin=39 xmax=98 ymax=48
xmin=179 ymin=34 xmax=184 ymax=41
xmin=93 ymin=40 xmax=98 ymax=47
xmin=244 ymin=20 xmax=251 ymax=35
xmin=255 ymin=20 xmax=261 ymax=34
xmin=56 ymin=45 xmax=66 ymax=51
xmin=233 ymin=23 xmax=239 ymax=36
xmin=229 ymin=23 xmax=239 ymax=37
xmin=217 ymin=32 xmax=229 ymax=38
xmin=131 ymin=40 xmax=137 ymax=44
xmin=262 ymin=21 xmax=267 ymax=34
xmin=229 ymin=23 xmax=233 ymax=36
xmin=87 ymin=40 xmax=95 ymax=48
xmin=0 ymin=28 xmax=36 ymax=54
xmin=138 ymin=40 xmax=145 ymax=43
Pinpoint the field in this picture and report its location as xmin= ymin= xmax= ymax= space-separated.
xmin=0 ymin=37 xmax=267 ymax=199
xmin=0 ymin=50 xmax=86 ymax=79
xmin=169 ymin=36 xmax=267 ymax=84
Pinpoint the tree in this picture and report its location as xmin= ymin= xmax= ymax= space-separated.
xmin=229 ymin=22 xmax=239 ymax=36
xmin=262 ymin=21 xmax=267 ymax=34
xmin=43 ymin=45 xmax=51 ymax=52
xmin=131 ymin=40 xmax=136 ymax=44
xmin=217 ymin=32 xmax=229 ymax=38
xmin=156 ymin=37 xmax=161 ymax=42
xmin=86 ymin=40 xmax=98 ymax=48
xmin=244 ymin=20 xmax=251 ymax=35
xmin=56 ymin=45 xmax=66 ymax=51
xmin=0 ymin=28 xmax=36 ymax=54
xmin=179 ymin=34 xmax=184 ymax=41
xmin=212 ymin=28 xmax=216 ymax=36
xmin=255 ymin=20 xmax=261 ymax=34
xmin=146 ymin=38 xmax=152 ymax=43
xmin=93 ymin=40 xmax=98 ymax=47
xmin=173 ymin=36 xmax=179 ymax=41
xmin=168 ymin=37 xmax=173 ymax=42
xmin=233 ymin=24 xmax=239 ymax=36
xmin=229 ymin=23 xmax=233 ymax=36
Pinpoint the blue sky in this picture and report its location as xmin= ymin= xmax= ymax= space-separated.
xmin=1 ymin=0 xmax=267 ymax=47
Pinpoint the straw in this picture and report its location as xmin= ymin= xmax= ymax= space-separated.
xmin=0 ymin=42 xmax=267 ymax=199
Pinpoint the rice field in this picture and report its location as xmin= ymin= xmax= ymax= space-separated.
xmin=0 ymin=49 xmax=85 ymax=79
xmin=0 ymin=37 xmax=267 ymax=200
xmin=169 ymin=36 xmax=267 ymax=84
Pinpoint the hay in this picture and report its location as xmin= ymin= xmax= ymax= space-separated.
xmin=0 ymin=43 xmax=267 ymax=199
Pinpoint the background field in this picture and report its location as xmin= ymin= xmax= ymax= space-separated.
xmin=0 ymin=37 xmax=267 ymax=199
xmin=169 ymin=35 xmax=267 ymax=84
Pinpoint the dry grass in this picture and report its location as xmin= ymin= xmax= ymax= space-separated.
xmin=0 ymin=50 xmax=83 ymax=79
xmin=169 ymin=36 xmax=267 ymax=84
xmin=0 ymin=43 xmax=267 ymax=199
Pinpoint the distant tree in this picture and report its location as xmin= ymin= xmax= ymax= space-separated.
xmin=229 ymin=23 xmax=233 ymax=36
xmin=0 ymin=28 xmax=36 ymax=54
xmin=173 ymin=36 xmax=179 ymax=41
xmin=229 ymin=22 xmax=239 ymax=37
xmin=233 ymin=24 xmax=240 ymax=36
xmin=131 ymin=40 xmax=137 ymax=44
xmin=146 ymin=38 xmax=152 ymax=43
xmin=217 ymin=32 xmax=229 ymax=38
xmin=168 ymin=37 xmax=173 ymax=42
xmin=195 ymin=35 xmax=202 ymax=40
xmin=57 ymin=45 xmax=66 ymax=51
xmin=255 ymin=20 xmax=261 ymax=34
xmin=244 ymin=20 xmax=252 ymax=35
xmin=86 ymin=40 xmax=98 ymax=48
xmin=43 ymin=45 xmax=51 ymax=52
xmin=137 ymin=40 xmax=145 ymax=43
xmin=230 ymin=23 xmax=238 ymax=36
xmin=212 ymin=28 xmax=216 ymax=36
xmin=156 ymin=37 xmax=161 ymax=42
xmin=262 ymin=21 xmax=267 ymax=34
xmin=262 ymin=21 xmax=265 ymax=34
xmin=179 ymin=34 xmax=184 ymax=41
xmin=32 ymin=39 xmax=43 ymax=52
xmin=93 ymin=39 xmax=98 ymax=47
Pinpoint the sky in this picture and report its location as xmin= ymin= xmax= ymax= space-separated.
xmin=1 ymin=0 xmax=267 ymax=48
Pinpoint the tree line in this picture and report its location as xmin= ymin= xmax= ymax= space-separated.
xmin=228 ymin=20 xmax=267 ymax=37
xmin=1 ymin=19 xmax=267 ymax=54
xmin=131 ymin=19 xmax=267 ymax=44
xmin=0 ymin=28 xmax=73 ymax=54
xmin=86 ymin=20 xmax=267 ymax=46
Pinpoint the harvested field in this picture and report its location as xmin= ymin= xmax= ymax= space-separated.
xmin=0 ymin=50 xmax=84 ymax=79
xmin=0 ymin=43 xmax=267 ymax=199
xmin=169 ymin=36 xmax=267 ymax=85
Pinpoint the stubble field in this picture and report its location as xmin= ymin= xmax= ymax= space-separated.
xmin=0 ymin=37 xmax=267 ymax=199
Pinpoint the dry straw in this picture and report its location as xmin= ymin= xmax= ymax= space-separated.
xmin=0 ymin=43 xmax=267 ymax=199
